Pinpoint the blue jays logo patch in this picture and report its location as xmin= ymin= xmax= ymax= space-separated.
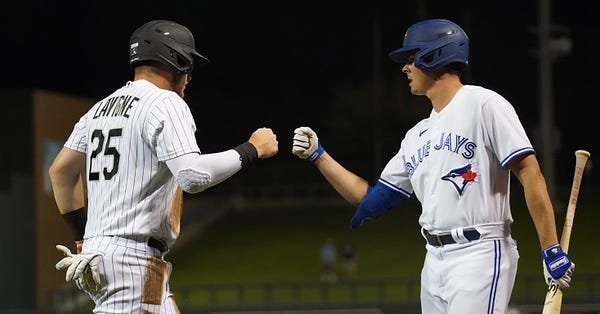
xmin=441 ymin=164 xmax=477 ymax=196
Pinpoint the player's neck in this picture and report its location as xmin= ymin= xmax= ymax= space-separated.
xmin=134 ymin=65 xmax=178 ymax=91
xmin=428 ymin=75 xmax=463 ymax=112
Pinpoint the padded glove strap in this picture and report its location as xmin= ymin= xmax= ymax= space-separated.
xmin=233 ymin=142 xmax=258 ymax=167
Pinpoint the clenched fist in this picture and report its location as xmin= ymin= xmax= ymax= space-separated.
xmin=292 ymin=126 xmax=324 ymax=162
xmin=542 ymin=244 xmax=575 ymax=288
xmin=248 ymin=127 xmax=278 ymax=158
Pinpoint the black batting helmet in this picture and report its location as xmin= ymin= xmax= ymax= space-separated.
xmin=129 ymin=20 xmax=209 ymax=74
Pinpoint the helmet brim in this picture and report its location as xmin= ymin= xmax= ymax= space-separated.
xmin=389 ymin=46 xmax=420 ymax=63
xmin=191 ymin=50 xmax=210 ymax=67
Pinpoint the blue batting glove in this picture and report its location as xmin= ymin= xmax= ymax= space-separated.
xmin=542 ymin=243 xmax=575 ymax=288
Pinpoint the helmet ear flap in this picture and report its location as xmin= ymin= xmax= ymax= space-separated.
xmin=173 ymin=51 xmax=192 ymax=72
xmin=420 ymin=51 xmax=436 ymax=65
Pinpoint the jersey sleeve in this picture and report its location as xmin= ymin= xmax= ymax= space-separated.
xmin=379 ymin=143 xmax=414 ymax=197
xmin=63 ymin=114 xmax=89 ymax=153
xmin=148 ymin=94 xmax=201 ymax=161
xmin=482 ymin=93 xmax=535 ymax=168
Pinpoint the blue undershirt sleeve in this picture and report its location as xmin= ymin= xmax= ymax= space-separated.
xmin=350 ymin=180 xmax=409 ymax=229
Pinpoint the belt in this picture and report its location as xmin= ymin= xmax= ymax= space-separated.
xmin=424 ymin=228 xmax=480 ymax=247
xmin=148 ymin=237 xmax=168 ymax=253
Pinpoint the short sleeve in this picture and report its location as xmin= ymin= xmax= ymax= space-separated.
xmin=147 ymin=94 xmax=200 ymax=161
xmin=64 ymin=114 xmax=89 ymax=153
xmin=481 ymin=94 xmax=534 ymax=168
xmin=379 ymin=143 xmax=414 ymax=197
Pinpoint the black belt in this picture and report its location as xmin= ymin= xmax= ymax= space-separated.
xmin=424 ymin=229 xmax=480 ymax=247
xmin=148 ymin=237 xmax=168 ymax=252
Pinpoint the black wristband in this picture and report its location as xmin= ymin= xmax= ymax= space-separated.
xmin=233 ymin=142 xmax=258 ymax=167
xmin=62 ymin=207 xmax=87 ymax=241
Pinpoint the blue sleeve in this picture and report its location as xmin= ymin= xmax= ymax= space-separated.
xmin=349 ymin=180 xmax=409 ymax=229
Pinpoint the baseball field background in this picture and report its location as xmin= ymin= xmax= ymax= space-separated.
xmin=163 ymin=177 xmax=600 ymax=312
xmin=2 ymin=89 xmax=597 ymax=313
xmin=41 ymin=178 xmax=600 ymax=313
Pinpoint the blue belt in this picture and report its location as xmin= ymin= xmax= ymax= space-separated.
xmin=424 ymin=228 xmax=480 ymax=247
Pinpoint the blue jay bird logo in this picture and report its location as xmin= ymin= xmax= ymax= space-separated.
xmin=441 ymin=164 xmax=477 ymax=195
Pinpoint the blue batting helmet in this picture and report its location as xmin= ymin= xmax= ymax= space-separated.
xmin=389 ymin=19 xmax=469 ymax=72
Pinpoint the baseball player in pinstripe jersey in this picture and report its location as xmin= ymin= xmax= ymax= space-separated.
xmin=292 ymin=19 xmax=574 ymax=313
xmin=50 ymin=20 xmax=278 ymax=313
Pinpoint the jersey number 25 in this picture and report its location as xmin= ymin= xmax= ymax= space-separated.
xmin=89 ymin=128 xmax=122 ymax=181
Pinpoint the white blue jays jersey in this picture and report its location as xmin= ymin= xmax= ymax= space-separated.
xmin=380 ymin=85 xmax=534 ymax=232
xmin=63 ymin=79 xmax=200 ymax=246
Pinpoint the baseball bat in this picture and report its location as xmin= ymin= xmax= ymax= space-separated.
xmin=542 ymin=149 xmax=590 ymax=314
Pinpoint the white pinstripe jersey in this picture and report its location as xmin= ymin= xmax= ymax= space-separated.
xmin=380 ymin=85 xmax=535 ymax=232
xmin=64 ymin=79 xmax=199 ymax=247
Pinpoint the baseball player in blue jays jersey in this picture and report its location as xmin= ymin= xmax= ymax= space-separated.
xmin=292 ymin=19 xmax=574 ymax=313
xmin=50 ymin=20 xmax=278 ymax=313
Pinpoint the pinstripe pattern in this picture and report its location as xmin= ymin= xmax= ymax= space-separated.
xmin=65 ymin=79 xmax=198 ymax=247
xmin=83 ymin=236 xmax=179 ymax=313
xmin=64 ymin=79 xmax=196 ymax=312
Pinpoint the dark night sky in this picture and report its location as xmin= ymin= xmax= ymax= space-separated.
xmin=3 ymin=1 xmax=597 ymax=185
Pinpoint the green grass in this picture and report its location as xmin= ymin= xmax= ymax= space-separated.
xmin=169 ymin=197 xmax=425 ymax=285
xmin=169 ymin=185 xmax=600 ymax=286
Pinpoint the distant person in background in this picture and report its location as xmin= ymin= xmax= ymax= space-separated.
xmin=506 ymin=304 xmax=522 ymax=314
xmin=340 ymin=243 xmax=357 ymax=277
xmin=320 ymin=238 xmax=337 ymax=282
xmin=292 ymin=18 xmax=573 ymax=313
xmin=50 ymin=19 xmax=278 ymax=313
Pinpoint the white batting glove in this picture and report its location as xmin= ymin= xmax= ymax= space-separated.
xmin=55 ymin=245 xmax=104 ymax=294
xmin=292 ymin=126 xmax=324 ymax=162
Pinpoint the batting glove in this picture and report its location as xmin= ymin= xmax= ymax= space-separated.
xmin=56 ymin=245 xmax=104 ymax=293
xmin=292 ymin=126 xmax=324 ymax=162
xmin=542 ymin=243 xmax=575 ymax=288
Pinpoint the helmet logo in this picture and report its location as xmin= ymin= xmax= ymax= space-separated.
xmin=130 ymin=42 xmax=139 ymax=59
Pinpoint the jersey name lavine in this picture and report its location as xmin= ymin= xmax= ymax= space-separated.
xmin=92 ymin=95 xmax=140 ymax=119
xmin=406 ymin=131 xmax=476 ymax=177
